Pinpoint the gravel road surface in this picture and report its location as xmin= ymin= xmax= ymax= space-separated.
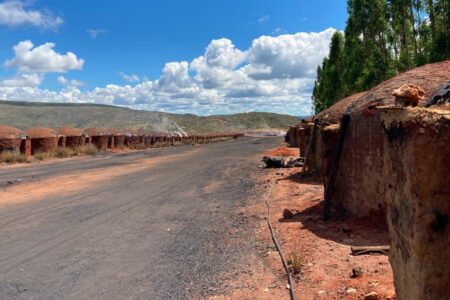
xmin=0 ymin=137 xmax=280 ymax=299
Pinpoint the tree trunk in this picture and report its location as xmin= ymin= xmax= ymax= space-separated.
xmin=428 ymin=0 xmax=436 ymax=39
xmin=409 ymin=0 xmax=418 ymax=58
xmin=400 ymin=4 xmax=411 ymax=69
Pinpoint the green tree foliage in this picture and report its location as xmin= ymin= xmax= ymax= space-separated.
xmin=312 ymin=0 xmax=450 ymax=113
xmin=312 ymin=32 xmax=344 ymax=113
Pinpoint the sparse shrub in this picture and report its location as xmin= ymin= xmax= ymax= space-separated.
xmin=77 ymin=144 xmax=98 ymax=156
xmin=55 ymin=147 xmax=75 ymax=158
xmin=0 ymin=152 xmax=29 ymax=164
xmin=289 ymin=251 xmax=302 ymax=275
xmin=15 ymin=154 xmax=29 ymax=163
xmin=34 ymin=152 xmax=53 ymax=161
xmin=134 ymin=144 xmax=147 ymax=150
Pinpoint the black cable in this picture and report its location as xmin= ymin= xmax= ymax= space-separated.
xmin=265 ymin=198 xmax=297 ymax=300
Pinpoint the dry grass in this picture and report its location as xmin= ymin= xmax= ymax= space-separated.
xmin=33 ymin=152 xmax=53 ymax=161
xmin=289 ymin=251 xmax=302 ymax=275
xmin=0 ymin=152 xmax=29 ymax=164
xmin=76 ymin=144 xmax=98 ymax=156
xmin=55 ymin=147 xmax=76 ymax=158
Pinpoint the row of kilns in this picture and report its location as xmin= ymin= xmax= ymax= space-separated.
xmin=0 ymin=125 xmax=245 ymax=157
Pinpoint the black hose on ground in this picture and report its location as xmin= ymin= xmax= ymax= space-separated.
xmin=265 ymin=197 xmax=296 ymax=300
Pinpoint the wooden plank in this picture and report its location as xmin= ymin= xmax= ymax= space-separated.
xmin=351 ymin=245 xmax=390 ymax=256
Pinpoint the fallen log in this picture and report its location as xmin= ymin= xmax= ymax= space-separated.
xmin=351 ymin=245 xmax=390 ymax=256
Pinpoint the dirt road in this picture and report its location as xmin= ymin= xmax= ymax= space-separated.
xmin=0 ymin=137 xmax=281 ymax=299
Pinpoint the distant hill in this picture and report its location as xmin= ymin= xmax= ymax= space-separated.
xmin=0 ymin=100 xmax=299 ymax=133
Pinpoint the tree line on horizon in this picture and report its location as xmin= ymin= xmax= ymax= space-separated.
xmin=312 ymin=0 xmax=450 ymax=113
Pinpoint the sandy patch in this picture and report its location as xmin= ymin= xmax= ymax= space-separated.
xmin=203 ymin=180 xmax=223 ymax=194
xmin=0 ymin=150 xmax=199 ymax=207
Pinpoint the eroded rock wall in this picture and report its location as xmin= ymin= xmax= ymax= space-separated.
xmin=381 ymin=107 xmax=450 ymax=300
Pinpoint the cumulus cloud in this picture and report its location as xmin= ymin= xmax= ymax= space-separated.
xmin=190 ymin=38 xmax=246 ymax=89
xmin=0 ymin=0 xmax=63 ymax=29
xmin=0 ymin=73 xmax=42 ymax=87
xmin=0 ymin=28 xmax=336 ymax=115
xmin=246 ymin=28 xmax=336 ymax=80
xmin=5 ymin=40 xmax=84 ymax=73
xmin=57 ymin=75 xmax=84 ymax=88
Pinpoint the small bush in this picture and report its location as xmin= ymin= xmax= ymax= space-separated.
xmin=0 ymin=152 xmax=29 ymax=164
xmin=34 ymin=152 xmax=53 ymax=161
xmin=289 ymin=251 xmax=302 ymax=275
xmin=55 ymin=147 xmax=75 ymax=158
xmin=77 ymin=144 xmax=98 ymax=156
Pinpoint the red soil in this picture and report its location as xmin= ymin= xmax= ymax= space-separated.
xmin=265 ymin=146 xmax=299 ymax=157
xmin=261 ymin=167 xmax=395 ymax=299
xmin=215 ymin=147 xmax=395 ymax=299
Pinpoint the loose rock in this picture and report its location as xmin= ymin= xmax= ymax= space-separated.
xmin=364 ymin=291 xmax=379 ymax=300
xmin=393 ymin=84 xmax=426 ymax=107
xmin=350 ymin=267 xmax=363 ymax=278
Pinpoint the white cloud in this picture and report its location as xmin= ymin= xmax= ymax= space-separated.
xmin=257 ymin=15 xmax=270 ymax=24
xmin=5 ymin=40 xmax=84 ymax=73
xmin=57 ymin=75 xmax=84 ymax=88
xmin=57 ymin=75 xmax=67 ymax=85
xmin=0 ymin=28 xmax=335 ymax=116
xmin=190 ymin=38 xmax=246 ymax=89
xmin=246 ymin=28 xmax=336 ymax=80
xmin=0 ymin=73 xmax=42 ymax=87
xmin=0 ymin=0 xmax=63 ymax=29
xmin=118 ymin=71 xmax=140 ymax=83
xmin=272 ymin=27 xmax=286 ymax=35
xmin=87 ymin=29 xmax=106 ymax=39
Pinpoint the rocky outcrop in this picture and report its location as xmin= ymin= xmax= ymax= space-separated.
xmin=381 ymin=107 xmax=450 ymax=300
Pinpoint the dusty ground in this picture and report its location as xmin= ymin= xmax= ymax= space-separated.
xmin=215 ymin=146 xmax=396 ymax=300
xmin=0 ymin=137 xmax=284 ymax=299
xmin=0 ymin=141 xmax=396 ymax=299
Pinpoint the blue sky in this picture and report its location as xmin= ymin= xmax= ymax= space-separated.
xmin=0 ymin=0 xmax=347 ymax=115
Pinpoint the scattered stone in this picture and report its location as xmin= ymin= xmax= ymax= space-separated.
xmin=393 ymin=84 xmax=426 ymax=107
xmin=346 ymin=288 xmax=357 ymax=294
xmin=283 ymin=209 xmax=295 ymax=219
xmin=364 ymin=291 xmax=379 ymax=300
xmin=350 ymin=267 xmax=363 ymax=278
